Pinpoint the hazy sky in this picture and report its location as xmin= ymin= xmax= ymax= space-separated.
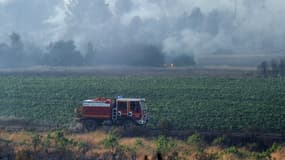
xmin=0 ymin=0 xmax=285 ymax=57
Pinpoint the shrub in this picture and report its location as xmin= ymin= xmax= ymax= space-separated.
xmin=194 ymin=151 xmax=219 ymax=160
xmin=31 ymin=134 xmax=42 ymax=152
xmin=223 ymin=146 xmax=243 ymax=157
xmin=77 ymin=141 xmax=89 ymax=154
xmin=49 ymin=131 xmax=70 ymax=151
xmin=16 ymin=150 xmax=32 ymax=160
xmin=252 ymin=143 xmax=280 ymax=160
xmin=135 ymin=138 xmax=143 ymax=147
xmin=155 ymin=135 xmax=176 ymax=156
xmin=212 ymin=136 xmax=226 ymax=146
xmin=187 ymin=133 xmax=201 ymax=145
xmin=101 ymin=131 xmax=119 ymax=152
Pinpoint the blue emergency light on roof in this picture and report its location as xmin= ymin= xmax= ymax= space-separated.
xmin=117 ymin=95 xmax=123 ymax=99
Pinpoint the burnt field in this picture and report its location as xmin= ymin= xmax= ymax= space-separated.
xmin=0 ymin=67 xmax=283 ymax=134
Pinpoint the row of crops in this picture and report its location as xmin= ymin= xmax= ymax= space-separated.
xmin=0 ymin=76 xmax=284 ymax=133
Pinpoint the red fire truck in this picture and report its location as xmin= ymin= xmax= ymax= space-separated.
xmin=75 ymin=97 xmax=148 ymax=131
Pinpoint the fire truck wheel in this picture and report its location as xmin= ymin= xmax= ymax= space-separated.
xmin=83 ymin=120 xmax=97 ymax=131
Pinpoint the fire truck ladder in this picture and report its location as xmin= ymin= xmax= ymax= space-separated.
xmin=112 ymin=108 xmax=117 ymax=121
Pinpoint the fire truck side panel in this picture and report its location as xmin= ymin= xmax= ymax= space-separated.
xmin=82 ymin=106 xmax=112 ymax=119
xmin=79 ymin=98 xmax=113 ymax=120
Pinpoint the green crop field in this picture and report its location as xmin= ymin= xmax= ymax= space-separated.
xmin=0 ymin=75 xmax=284 ymax=133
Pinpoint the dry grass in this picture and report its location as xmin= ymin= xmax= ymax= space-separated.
xmin=0 ymin=130 xmax=285 ymax=160
xmin=120 ymin=137 xmax=155 ymax=159
xmin=0 ymin=130 xmax=31 ymax=143
xmin=70 ymin=130 xmax=107 ymax=145
xmin=272 ymin=148 xmax=285 ymax=160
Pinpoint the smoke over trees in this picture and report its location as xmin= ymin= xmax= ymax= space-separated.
xmin=169 ymin=54 xmax=196 ymax=67
xmin=113 ymin=44 xmax=165 ymax=67
xmin=84 ymin=42 xmax=96 ymax=66
xmin=0 ymin=33 xmax=194 ymax=67
xmin=0 ymin=0 xmax=284 ymax=67
xmin=0 ymin=32 xmax=24 ymax=67
xmin=258 ymin=58 xmax=285 ymax=77
xmin=44 ymin=40 xmax=83 ymax=66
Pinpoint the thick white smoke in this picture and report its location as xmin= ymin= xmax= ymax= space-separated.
xmin=0 ymin=0 xmax=285 ymax=59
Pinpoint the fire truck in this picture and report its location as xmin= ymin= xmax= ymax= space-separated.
xmin=75 ymin=97 xmax=148 ymax=131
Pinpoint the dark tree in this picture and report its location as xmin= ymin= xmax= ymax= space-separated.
xmin=128 ymin=44 xmax=165 ymax=67
xmin=205 ymin=10 xmax=220 ymax=35
xmin=258 ymin=61 xmax=269 ymax=77
xmin=171 ymin=54 xmax=196 ymax=67
xmin=137 ymin=45 xmax=164 ymax=67
xmin=23 ymin=45 xmax=43 ymax=66
xmin=0 ymin=43 xmax=10 ymax=67
xmin=270 ymin=59 xmax=279 ymax=77
xmin=279 ymin=58 xmax=285 ymax=77
xmin=189 ymin=7 xmax=204 ymax=31
xmin=45 ymin=40 xmax=84 ymax=66
xmin=84 ymin=42 xmax=96 ymax=66
xmin=0 ymin=33 xmax=25 ymax=67
xmin=10 ymin=32 xmax=23 ymax=51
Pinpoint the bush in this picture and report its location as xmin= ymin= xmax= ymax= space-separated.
xmin=252 ymin=143 xmax=280 ymax=160
xmin=155 ymin=135 xmax=176 ymax=156
xmin=101 ymin=131 xmax=119 ymax=152
xmin=187 ymin=133 xmax=201 ymax=145
xmin=30 ymin=130 xmax=88 ymax=157
xmin=212 ymin=136 xmax=227 ymax=146
xmin=187 ymin=133 xmax=205 ymax=152
xmin=194 ymin=151 xmax=219 ymax=160
xmin=222 ymin=146 xmax=243 ymax=157
xmin=31 ymin=134 xmax=42 ymax=152
xmin=16 ymin=150 xmax=32 ymax=160
xmin=77 ymin=141 xmax=89 ymax=154
xmin=49 ymin=131 xmax=70 ymax=151
xmin=135 ymin=138 xmax=143 ymax=147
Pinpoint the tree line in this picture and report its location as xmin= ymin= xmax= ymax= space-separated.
xmin=257 ymin=58 xmax=285 ymax=77
xmin=0 ymin=33 xmax=196 ymax=68
xmin=0 ymin=33 xmax=95 ymax=68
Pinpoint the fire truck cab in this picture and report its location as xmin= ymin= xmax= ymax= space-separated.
xmin=75 ymin=97 xmax=148 ymax=131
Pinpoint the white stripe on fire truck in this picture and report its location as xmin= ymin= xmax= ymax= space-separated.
xmin=83 ymin=102 xmax=110 ymax=107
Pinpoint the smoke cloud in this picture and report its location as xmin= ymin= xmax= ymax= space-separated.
xmin=0 ymin=0 xmax=285 ymax=66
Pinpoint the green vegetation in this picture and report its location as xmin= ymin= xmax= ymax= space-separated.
xmin=187 ymin=133 xmax=204 ymax=152
xmin=15 ymin=130 xmax=90 ymax=160
xmin=0 ymin=129 xmax=283 ymax=160
xmin=187 ymin=133 xmax=202 ymax=145
xmin=222 ymin=146 xmax=243 ymax=157
xmin=251 ymin=143 xmax=280 ymax=160
xmin=101 ymin=131 xmax=119 ymax=152
xmin=155 ymin=136 xmax=176 ymax=155
xmin=212 ymin=136 xmax=227 ymax=146
xmin=0 ymin=76 xmax=285 ymax=132
xmin=134 ymin=138 xmax=143 ymax=147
